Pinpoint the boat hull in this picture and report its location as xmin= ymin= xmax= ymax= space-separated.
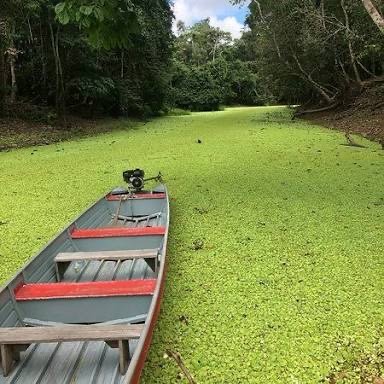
xmin=0 ymin=185 xmax=169 ymax=383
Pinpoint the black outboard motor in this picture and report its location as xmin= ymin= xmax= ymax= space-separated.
xmin=120 ymin=169 xmax=163 ymax=193
xmin=123 ymin=169 xmax=145 ymax=192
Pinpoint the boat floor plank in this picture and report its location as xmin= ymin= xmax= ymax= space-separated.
xmin=69 ymin=341 xmax=106 ymax=384
xmin=39 ymin=342 xmax=84 ymax=384
xmin=115 ymin=260 xmax=134 ymax=281
xmin=71 ymin=260 xmax=102 ymax=282
xmin=8 ymin=343 xmax=59 ymax=384
xmin=131 ymin=259 xmax=149 ymax=280
xmin=96 ymin=261 xmax=119 ymax=282
xmin=64 ymin=259 xmax=129 ymax=283
xmin=94 ymin=347 xmax=121 ymax=384
xmin=57 ymin=249 xmax=159 ymax=281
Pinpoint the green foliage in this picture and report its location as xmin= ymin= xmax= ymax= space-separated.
xmin=235 ymin=0 xmax=384 ymax=105
xmin=66 ymin=76 xmax=117 ymax=112
xmin=1 ymin=0 xmax=173 ymax=119
xmin=113 ymin=0 xmax=173 ymax=117
xmin=174 ymin=19 xmax=232 ymax=66
xmin=171 ymin=19 xmax=264 ymax=110
xmin=0 ymin=107 xmax=383 ymax=382
xmin=167 ymin=108 xmax=191 ymax=116
xmin=116 ymin=78 xmax=145 ymax=116
xmin=55 ymin=0 xmax=139 ymax=49
xmin=325 ymin=328 xmax=384 ymax=383
xmin=170 ymin=63 xmax=223 ymax=111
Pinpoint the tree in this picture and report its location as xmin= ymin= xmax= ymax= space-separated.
xmin=170 ymin=61 xmax=223 ymax=111
xmin=55 ymin=0 xmax=140 ymax=49
xmin=0 ymin=17 xmax=6 ymax=116
xmin=170 ymin=18 xmax=263 ymax=110
xmin=361 ymin=0 xmax=384 ymax=32
xmin=0 ymin=0 xmax=173 ymax=121
xmin=231 ymin=0 xmax=384 ymax=107
xmin=174 ymin=19 xmax=232 ymax=66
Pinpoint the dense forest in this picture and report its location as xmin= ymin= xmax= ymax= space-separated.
xmin=234 ymin=0 xmax=384 ymax=110
xmin=170 ymin=19 xmax=263 ymax=110
xmin=0 ymin=0 xmax=173 ymax=122
xmin=0 ymin=0 xmax=384 ymax=123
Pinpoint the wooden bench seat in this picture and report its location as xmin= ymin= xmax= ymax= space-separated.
xmin=71 ymin=227 xmax=166 ymax=239
xmin=0 ymin=324 xmax=144 ymax=376
xmin=54 ymin=249 xmax=159 ymax=280
xmin=15 ymin=279 xmax=157 ymax=301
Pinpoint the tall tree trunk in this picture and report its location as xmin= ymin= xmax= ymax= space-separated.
xmin=8 ymin=50 xmax=16 ymax=103
xmin=362 ymin=0 xmax=384 ymax=32
xmin=7 ymin=23 xmax=17 ymax=104
xmin=338 ymin=59 xmax=351 ymax=84
xmin=341 ymin=0 xmax=361 ymax=84
xmin=0 ymin=18 xmax=6 ymax=116
xmin=121 ymin=50 xmax=124 ymax=79
xmin=320 ymin=0 xmax=326 ymax=29
xmin=56 ymin=27 xmax=66 ymax=122
xmin=0 ymin=50 xmax=5 ymax=116
xmin=48 ymin=18 xmax=66 ymax=126
xmin=39 ymin=18 xmax=48 ymax=105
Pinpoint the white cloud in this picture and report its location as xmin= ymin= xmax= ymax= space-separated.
xmin=173 ymin=0 xmax=246 ymax=39
xmin=173 ymin=0 xmax=228 ymax=25
xmin=209 ymin=16 xmax=244 ymax=40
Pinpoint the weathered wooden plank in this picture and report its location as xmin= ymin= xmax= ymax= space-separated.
xmin=1 ymin=344 xmax=14 ymax=376
xmin=55 ymin=249 xmax=158 ymax=262
xmin=0 ymin=324 xmax=144 ymax=344
xmin=118 ymin=340 xmax=129 ymax=374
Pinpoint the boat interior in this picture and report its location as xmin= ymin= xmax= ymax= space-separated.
xmin=0 ymin=189 xmax=168 ymax=383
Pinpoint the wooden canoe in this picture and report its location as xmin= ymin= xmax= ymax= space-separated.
xmin=0 ymin=184 xmax=169 ymax=383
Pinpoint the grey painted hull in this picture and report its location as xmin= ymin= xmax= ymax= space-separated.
xmin=0 ymin=185 xmax=170 ymax=384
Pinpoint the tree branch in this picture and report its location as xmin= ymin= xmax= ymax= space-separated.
xmin=341 ymin=0 xmax=362 ymax=84
xmin=165 ymin=349 xmax=196 ymax=384
xmin=361 ymin=0 xmax=384 ymax=32
xmin=292 ymin=54 xmax=336 ymax=103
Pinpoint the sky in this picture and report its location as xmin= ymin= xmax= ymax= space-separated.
xmin=172 ymin=0 xmax=250 ymax=39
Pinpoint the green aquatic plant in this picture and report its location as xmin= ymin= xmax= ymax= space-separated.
xmin=0 ymin=107 xmax=383 ymax=383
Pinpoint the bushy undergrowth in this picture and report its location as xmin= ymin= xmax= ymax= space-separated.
xmin=166 ymin=108 xmax=192 ymax=116
xmin=0 ymin=107 xmax=383 ymax=383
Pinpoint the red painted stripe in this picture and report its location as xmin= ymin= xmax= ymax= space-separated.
xmin=106 ymin=193 xmax=166 ymax=201
xmin=15 ymin=279 xmax=157 ymax=301
xmin=71 ymin=227 xmax=166 ymax=239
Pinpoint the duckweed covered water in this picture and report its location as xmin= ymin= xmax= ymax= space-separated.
xmin=0 ymin=107 xmax=383 ymax=383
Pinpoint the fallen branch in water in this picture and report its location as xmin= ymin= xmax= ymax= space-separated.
xmin=293 ymin=102 xmax=340 ymax=118
xmin=344 ymin=133 xmax=366 ymax=148
xmin=165 ymin=349 xmax=196 ymax=384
